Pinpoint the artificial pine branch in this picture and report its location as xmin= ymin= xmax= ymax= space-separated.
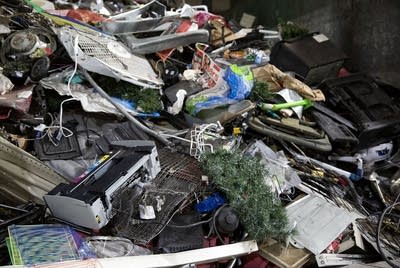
xmin=249 ymin=81 xmax=271 ymax=103
xmin=201 ymin=149 xmax=290 ymax=241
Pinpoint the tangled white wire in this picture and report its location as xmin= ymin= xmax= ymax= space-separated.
xmin=27 ymin=113 xmax=73 ymax=146
xmin=189 ymin=123 xmax=220 ymax=160
xmin=26 ymin=35 xmax=80 ymax=146
xmin=159 ymin=123 xmax=221 ymax=160
xmin=53 ymin=34 xmax=80 ymax=142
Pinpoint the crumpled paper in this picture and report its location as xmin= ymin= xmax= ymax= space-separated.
xmin=0 ymin=70 xmax=14 ymax=95
xmin=252 ymin=64 xmax=325 ymax=101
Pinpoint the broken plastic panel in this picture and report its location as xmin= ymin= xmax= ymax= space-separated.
xmin=195 ymin=100 xmax=255 ymax=124
xmin=103 ymin=2 xmax=206 ymax=37
xmin=57 ymin=27 xmax=163 ymax=88
xmin=312 ymin=110 xmax=359 ymax=151
xmin=0 ymin=136 xmax=66 ymax=205
xmin=34 ymin=121 xmax=81 ymax=161
xmin=102 ymin=14 xmax=176 ymax=35
xmin=320 ymin=73 xmax=400 ymax=150
xmin=110 ymin=0 xmax=167 ymax=21
xmin=270 ymin=33 xmax=347 ymax=86
xmin=120 ymin=29 xmax=209 ymax=55
xmin=102 ymin=1 xmax=207 ymax=34
xmin=101 ymin=1 xmax=209 ymax=54
xmin=286 ymin=195 xmax=360 ymax=255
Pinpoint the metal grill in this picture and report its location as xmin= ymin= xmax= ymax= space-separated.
xmin=110 ymin=149 xmax=202 ymax=244
xmin=57 ymin=27 xmax=163 ymax=88
xmin=78 ymin=38 xmax=125 ymax=70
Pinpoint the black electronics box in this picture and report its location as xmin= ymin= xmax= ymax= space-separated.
xmin=270 ymin=33 xmax=347 ymax=85
xmin=320 ymin=73 xmax=400 ymax=150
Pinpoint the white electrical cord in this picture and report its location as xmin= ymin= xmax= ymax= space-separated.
xmin=53 ymin=34 xmax=80 ymax=142
xmin=25 ymin=113 xmax=72 ymax=146
xmin=190 ymin=123 xmax=219 ymax=160
xmin=24 ymin=36 xmax=80 ymax=146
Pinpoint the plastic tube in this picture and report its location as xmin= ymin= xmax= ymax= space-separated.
xmin=82 ymin=69 xmax=172 ymax=146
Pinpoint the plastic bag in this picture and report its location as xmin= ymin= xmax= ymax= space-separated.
xmin=85 ymin=236 xmax=152 ymax=257
xmin=185 ymin=64 xmax=254 ymax=115
xmin=185 ymin=77 xmax=234 ymax=115
xmin=244 ymin=140 xmax=301 ymax=196
xmin=225 ymin=64 xmax=254 ymax=100
xmin=192 ymin=43 xmax=224 ymax=88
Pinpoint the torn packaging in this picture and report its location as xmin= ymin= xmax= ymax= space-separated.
xmin=192 ymin=43 xmax=224 ymax=88
xmin=252 ymin=64 xmax=325 ymax=101
xmin=0 ymin=86 xmax=33 ymax=114
xmin=40 ymin=70 xmax=125 ymax=115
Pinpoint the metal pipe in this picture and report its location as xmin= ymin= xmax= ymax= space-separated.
xmin=81 ymin=69 xmax=173 ymax=146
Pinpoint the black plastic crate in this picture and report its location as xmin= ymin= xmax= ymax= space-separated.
xmin=270 ymin=33 xmax=347 ymax=85
xmin=320 ymin=73 xmax=400 ymax=149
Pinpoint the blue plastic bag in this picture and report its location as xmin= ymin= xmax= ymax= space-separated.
xmin=225 ymin=64 xmax=254 ymax=100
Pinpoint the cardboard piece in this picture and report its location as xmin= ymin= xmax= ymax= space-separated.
xmin=252 ymin=64 xmax=325 ymax=101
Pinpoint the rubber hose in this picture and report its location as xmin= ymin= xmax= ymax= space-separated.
xmin=82 ymin=69 xmax=173 ymax=146
xmin=248 ymin=116 xmax=332 ymax=152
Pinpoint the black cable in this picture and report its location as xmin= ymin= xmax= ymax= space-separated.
xmin=212 ymin=204 xmax=228 ymax=244
xmin=167 ymin=204 xmax=229 ymax=245
xmin=376 ymin=202 xmax=400 ymax=268
xmin=167 ymin=217 xmax=212 ymax=229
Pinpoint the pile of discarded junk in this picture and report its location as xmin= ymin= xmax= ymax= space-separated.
xmin=0 ymin=0 xmax=399 ymax=267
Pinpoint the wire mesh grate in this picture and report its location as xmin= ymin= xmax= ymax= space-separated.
xmin=109 ymin=149 xmax=202 ymax=244
xmin=58 ymin=28 xmax=162 ymax=87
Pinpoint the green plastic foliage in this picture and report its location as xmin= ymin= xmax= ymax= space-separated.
xmin=249 ymin=81 xmax=271 ymax=103
xmin=201 ymin=150 xmax=290 ymax=241
xmin=278 ymin=20 xmax=309 ymax=40
xmin=135 ymin=88 xmax=162 ymax=113
xmin=95 ymin=76 xmax=162 ymax=113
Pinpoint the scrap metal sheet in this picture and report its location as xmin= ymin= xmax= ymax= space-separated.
xmin=286 ymin=195 xmax=361 ymax=255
